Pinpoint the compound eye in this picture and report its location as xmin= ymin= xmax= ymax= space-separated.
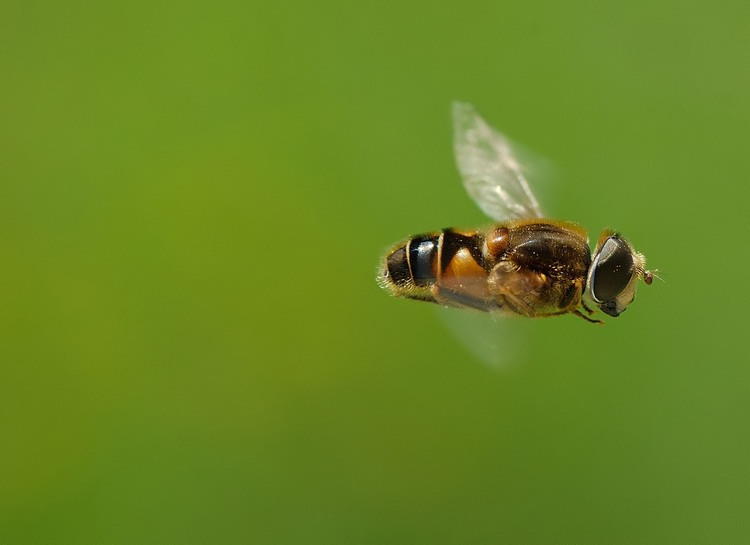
xmin=590 ymin=236 xmax=634 ymax=303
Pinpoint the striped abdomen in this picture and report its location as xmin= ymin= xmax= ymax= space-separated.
xmin=378 ymin=228 xmax=489 ymax=304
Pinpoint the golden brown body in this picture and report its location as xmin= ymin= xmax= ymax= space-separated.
xmin=378 ymin=102 xmax=654 ymax=323
xmin=379 ymin=219 xmax=593 ymax=319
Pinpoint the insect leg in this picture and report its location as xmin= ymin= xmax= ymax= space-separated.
xmin=572 ymin=309 xmax=604 ymax=324
xmin=487 ymin=261 xmax=547 ymax=317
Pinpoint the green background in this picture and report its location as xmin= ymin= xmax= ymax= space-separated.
xmin=2 ymin=1 xmax=749 ymax=543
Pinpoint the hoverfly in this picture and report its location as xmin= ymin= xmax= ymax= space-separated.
xmin=378 ymin=102 xmax=653 ymax=323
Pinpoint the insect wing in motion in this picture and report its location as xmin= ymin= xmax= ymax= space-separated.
xmin=452 ymin=101 xmax=543 ymax=221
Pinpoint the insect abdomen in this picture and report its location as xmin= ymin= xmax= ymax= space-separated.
xmin=379 ymin=232 xmax=439 ymax=301
xmin=379 ymin=229 xmax=487 ymax=303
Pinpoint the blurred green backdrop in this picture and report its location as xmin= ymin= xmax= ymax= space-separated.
xmin=2 ymin=1 xmax=749 ymax=543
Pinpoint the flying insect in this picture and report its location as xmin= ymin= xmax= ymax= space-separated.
xmin=378 ymin=102 xmax=654 ymax=323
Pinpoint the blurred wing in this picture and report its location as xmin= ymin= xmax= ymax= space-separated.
xmin=436 ymin=306 xmax=530 ymax=373
xmin=453 ymin=102 xmax=543 ymax=221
